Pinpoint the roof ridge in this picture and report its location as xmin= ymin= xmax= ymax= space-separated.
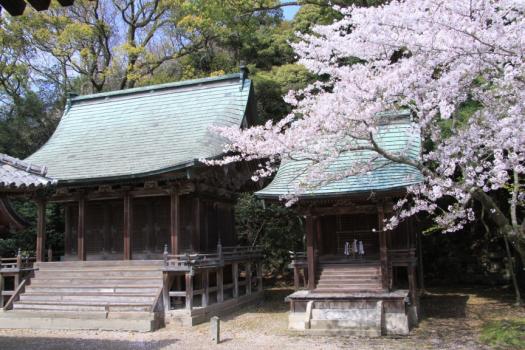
xmin=70 ymin=73 xmax=244 ymax=104
xmin=0 ymin=153 xmax=49 ymax=176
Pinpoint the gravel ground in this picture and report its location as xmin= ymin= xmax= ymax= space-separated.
xmin=0 ymin=286 xmax=522 ymax=350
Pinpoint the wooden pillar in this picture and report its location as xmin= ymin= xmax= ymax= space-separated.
xmin=293 ymin=266 xmax=300 ymax=290
xmin=216 ymin=268 xmax=224 ymax=303
xmin=306 ymin=216 xmax=316 ymax=290
xmin=77 ymin=198 xmax=86 ymax=261
xmin=408 ymin=263 xmax=417 ymax=305
xmin=185 ymin=272 xmax=193 ymax=310
xmin=232 ymin=262 xmax=239 ymax=298
xmin=192 ymin=197 xmax=201 ymax=252
xmin=102 ymin=203 xmax=111 ymax=254
xmin=170 ymin=190 xmax=180 ymax=255
xmin=35 ymin=200 xmax=47 ymax=262
xmin=316 ymin=217 xmax=322 ymax=256
xmin=202 ymin=270 xmax=209 ymax=307
xmin=123 ymin=192 xmax=132 ymax=260
xmin=377 ymin=202 xmax=389 ymax=290
xmin=416 ymin=221 xmax=425 ymax=292
xmin=64 ymin=205 xmax=71 ymax=256
xmin=245 ymin=262 xmax=252 ymax=296
xmin=257 ymin=262 xmax=263 ymax=292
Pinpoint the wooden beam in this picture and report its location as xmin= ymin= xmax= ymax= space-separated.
xmin=377 ymin=202 xmax=389 ymax=290
xmin=35 ymin=200 xmax=46 ymax=262
xmin=123 ymin=192 xmax=132 ymax=260
xmin=77 ymin=197 xmax=86 ymax=261
xmin=306 ymin=216 xmax=316 ymax=290
xmin=170 ymin=190 xmax=180 ymax=254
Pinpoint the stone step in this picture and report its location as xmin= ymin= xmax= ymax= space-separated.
xmin=26 ymin=286 xmax=160 ymax=294
xmin=0 ymin=312 xmax=159 ymax=332
xmin=317 ymin=273 xmax=380 ymax=279
xmin=20 ymin=293 xmax=156 ymax=303
xmin=314 ymin=286 xmax=384 ymax=292
xmin=14 ymin=301 xmax=152 ymax=312
xmin=0 ymin=310 xmax=154 ymax=320
xmin=30 ymin=277 xmax=162 ymax=286
xmin=315 ymin=284 xmax=382 ymax=289
xmin=316 ymin=277 xmax=381 ymax=282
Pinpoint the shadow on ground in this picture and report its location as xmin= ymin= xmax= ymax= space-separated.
xmin=0 ymin=337 xmax=176 ymax=350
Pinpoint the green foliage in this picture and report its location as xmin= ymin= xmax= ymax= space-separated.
xmin=0 ymin=200 xmax=64 ymax=258
xmin=480 ymin=319 xmax=525 ymax=350
xmin=251 ymin=64 xmax=314 ymax=123
xmin=235 ymin=193 xmax=304 ymax=274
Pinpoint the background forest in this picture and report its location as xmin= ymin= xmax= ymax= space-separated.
xmin=0 ymin=0 xmax=520 ymax=290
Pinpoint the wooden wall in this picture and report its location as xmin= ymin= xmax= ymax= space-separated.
xmin=63 ymin=194 xmax=236 ymax=259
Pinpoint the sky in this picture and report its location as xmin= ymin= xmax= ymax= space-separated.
xmin=282 ymin=2 xmax=300 ymax=20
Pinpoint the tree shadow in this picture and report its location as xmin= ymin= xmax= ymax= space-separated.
xmin=0 ymin=336 xmax=176 ymax=350
xmin=421 ymin=292 xmax=470 ymax=319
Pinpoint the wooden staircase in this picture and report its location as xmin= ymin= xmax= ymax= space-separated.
xmin=0 ymin=260 xmax=165 ymax=332
xmin=315 ymin=262 xmax=383 ymax=293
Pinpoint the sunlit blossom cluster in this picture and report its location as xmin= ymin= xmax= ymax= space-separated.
xmin=214 ymin=0 xmax=525 ymax=233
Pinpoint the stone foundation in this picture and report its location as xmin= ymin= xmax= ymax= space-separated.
xmin=286 ymin=290 xmax=417 ymax=336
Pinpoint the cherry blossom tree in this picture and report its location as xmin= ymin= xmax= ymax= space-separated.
xmin=214 ymin=1 xmax=525 ymax=302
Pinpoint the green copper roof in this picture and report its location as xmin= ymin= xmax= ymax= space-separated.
xmin=256 ymin=112 xmax=423 ymax=199
xmin=27 ymin=73 xmax=252 ymax=183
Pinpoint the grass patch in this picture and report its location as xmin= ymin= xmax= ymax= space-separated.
xmin=480 ymin=318 xmax=525 ymax=349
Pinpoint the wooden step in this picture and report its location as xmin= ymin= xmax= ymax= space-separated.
xmin=35 ymin=270 xmax=162 ymax=278
xmin=26 ymin=286 xmax=160 ymax=294
xmin=30 ymin=277 xmax=162 ymax=286
xmin=20 ymin=293 xmax=156 ymax=303
xmin=35 ymin=260 xmax=164 ymax=268
xmin=14 ymin=301 xmax=152 ymax=312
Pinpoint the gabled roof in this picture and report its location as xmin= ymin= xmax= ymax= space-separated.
xmin=0 ymin=153 xmax=55 ymax=191
xmin=26 ymin=73 xmax=253 ymax=184
xmin=256 ymin=111 xmax=423 ymax=199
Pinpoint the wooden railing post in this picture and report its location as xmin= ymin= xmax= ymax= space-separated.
xmin=185 ymin=271 xmax=193 ymax=310
xmin=16 ymin=249 xmax=22 ymax=269
xmin=163 ymin=272 xmax=171 ymax=313
xmin=47 ymin=247 xmax=53 ymax=262
xmin=232 ymin=262 xmax=239 ymax=298
xmin=216 ymin=267 xmax=224 ymax=303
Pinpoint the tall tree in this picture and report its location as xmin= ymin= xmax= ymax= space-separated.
xmin=214 ymin=0 xmax=525 ymax=303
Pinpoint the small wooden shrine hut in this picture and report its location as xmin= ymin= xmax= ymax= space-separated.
xmin=0 ymin=71 xmax=263 ymax=331
xmin=256 ymin=111 xmax=423 ymax=336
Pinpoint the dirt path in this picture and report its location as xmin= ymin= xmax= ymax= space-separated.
xmin=0 ymin=286 xmax=522 ymax=350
